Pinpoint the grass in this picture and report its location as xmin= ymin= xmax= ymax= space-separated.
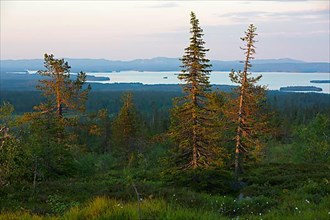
xmin=243 ymin=195 xmax=330 ymax=220
xmin=1 ymin=195 xmax=329 ymax=220
xmin=0 ymin=197 xmax=226 ymax=220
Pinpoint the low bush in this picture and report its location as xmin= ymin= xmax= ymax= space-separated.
xmin=162 ymin=167 xmax=234 ymax=194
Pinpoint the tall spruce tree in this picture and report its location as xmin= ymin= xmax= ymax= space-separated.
xmin=170 ymin=12 xmax=220 ymax=169
xmin=36 ymin=54 xmax=90 ymax=117
xmin=229 ymin=24 xmax=268 ymax=177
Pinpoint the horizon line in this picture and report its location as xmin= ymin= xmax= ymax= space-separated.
xmin=1 ymin=57 xmax=329 ymax=63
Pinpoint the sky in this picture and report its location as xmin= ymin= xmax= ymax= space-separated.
xmin=1 ymin=0 xmax=329 ymax=62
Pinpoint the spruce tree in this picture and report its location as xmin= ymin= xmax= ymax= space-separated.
xmin=112 ymin=92 xmax=142 ymax=161
xmin=229 ymin=24 xmax=268 ymax=177
xmin=170 ymin=12 xmax=219 ymax=169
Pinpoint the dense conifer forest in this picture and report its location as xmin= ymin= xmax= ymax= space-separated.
xmin=0 ymin=12 xmax=329 ymax=220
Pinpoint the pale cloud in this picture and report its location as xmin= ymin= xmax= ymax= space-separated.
xmin=259 ymin=30 xmax=329 ymax=37
xmin=217 ymin=8 xmax=329 ymax=24
xmin=146 ymin=2 xmax=180 ymax=8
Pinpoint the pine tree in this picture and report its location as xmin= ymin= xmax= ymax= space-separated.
xmin=36 ymin=53 xmax=90 ymax=117
xmin=170 ymin=12 xmax=219 ymax=169
xmin=229 ymin=24 xmax=268 ymax=177
xmin=21 ymin=54 xmax=91 ymax=185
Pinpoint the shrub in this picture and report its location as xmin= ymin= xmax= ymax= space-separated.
xmin=162 ymin=167 xmax=234 ymax=194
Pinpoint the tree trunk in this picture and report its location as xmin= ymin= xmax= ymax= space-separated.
xmin=132 ymin=183 xmax=141 ymax=220
xmin=192 ymin=82 xmax=198 ymax=169
xmin=32 ymin=158 xmax=37 ymax=196
xmin=57 ymin=103 xmax=62 ymax=117
xmin=235 ymin=146 xmax=240 ymax=178
xmin=56 ymin=77 xmax=63 ymax=117
xmin=192 ymin=135 xmax=198 ymax=169
xmin=235 ymin=37 xmax=251 ymax=177
xmin=235 ymin=77 xmax=245 ymax=177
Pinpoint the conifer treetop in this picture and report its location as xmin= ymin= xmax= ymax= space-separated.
xmin=241 ymin=24 xmax=258 ymax=73
xmin=179 ymin=11 xmax=212 ymax=95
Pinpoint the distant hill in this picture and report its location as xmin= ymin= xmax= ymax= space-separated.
xmin=1 ymin=57 xmax=329 ymax=73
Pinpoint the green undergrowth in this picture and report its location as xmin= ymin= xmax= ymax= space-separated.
xmin=241 ymin=163 xmax=330 ymax=198
xmin=1 ymin=163 xmax=329 ymax=219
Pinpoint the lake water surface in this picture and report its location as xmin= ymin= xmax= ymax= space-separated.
xmin=88 ymin=71 xmax=330 ymax=94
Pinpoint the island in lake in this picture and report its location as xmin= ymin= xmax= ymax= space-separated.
xmin=85 ymin=75 xmax=110 ymax=81
xmin=280 ymin=86 xmax=322 ymax=92
xmin=310 ymin=80 xmax=330 ymax=83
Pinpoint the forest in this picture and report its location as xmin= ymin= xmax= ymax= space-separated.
xmin=0 ymin=12 xmax=329 ymax=220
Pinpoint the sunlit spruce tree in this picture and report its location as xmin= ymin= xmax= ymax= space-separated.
xmin=170 ymin=12 xmax=221 ymax=169
xmin=36 ymin=53 xmax=90 ymax=117
xmin=229 ymin=24 xmax=269 ymax=177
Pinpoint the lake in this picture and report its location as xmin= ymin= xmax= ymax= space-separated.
xmin=87 ymin=71 xmax=330 ymax=94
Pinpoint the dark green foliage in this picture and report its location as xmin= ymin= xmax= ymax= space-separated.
xmin=83 ymin=108 xmax=112 ymax=153
xmin=0 ymin=103 xmax=29 ymax=186
xmin=0 ymin=131 xmax=28 ymax=187
xmin=112 ymin=92 xmax=145 ymax=162
xmin=0 ymin=91 xmax=44 ymax=113
xmin=206 ymin=91 xmax=231 ymax=162
xmin=267 ymin=92 xmax=330 ymax=126
xmin=163 ymin=168 xmax=234 ymax=194
xmin=266 ymin=113 xmax=330 ymax=164
xmin=241 ymin=163 xmax=330 ymax=197
xmin=293 ymin=113 xmax=330 ymax=163
xmin=1 ymin=90 xmax=328 ymax=130
xmin=20 ymin=112 xmax=76 ymax=180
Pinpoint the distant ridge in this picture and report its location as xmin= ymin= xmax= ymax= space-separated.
xmin=1 ymin=57 xmax=329 ymax=73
